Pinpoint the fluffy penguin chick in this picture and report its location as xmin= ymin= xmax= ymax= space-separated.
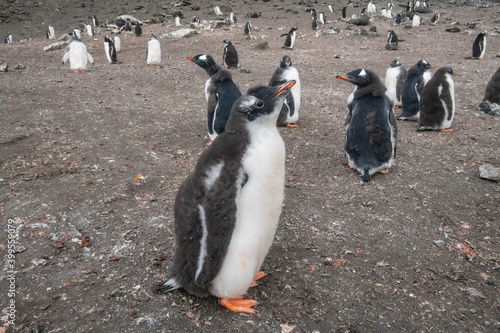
xmin=222 ymin=39 xmax=239 ymax=69
xmin=62 ymin=37 xmax=94 ymax=72
xmin=146 ymin=34 xmax=161 ymax=66
xmin=385 ymin=60 xmax=407 ymax=107
xmin=418 ymin=67 xmax=456 ymax=131
xmin=337 ymin=69 xmax=397 ymax=182
xmin=483 ymin=68 xmax=500 ymax=104
xmin=153 ymin=81 xmax=296 ymax=314
xmin=399 ymin=59 xmax=434 ymax=120
xmin=187 ymin=54 xmax=242 ymax=140
xmin=269 ymin=55 xmax=301 ymax=127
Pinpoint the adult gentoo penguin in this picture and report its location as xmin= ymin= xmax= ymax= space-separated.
xmin=342 ymin=6 xmax=347 ymax=20
xmin=187 ymin=54 xmax=242 ymax=141
xmin=367 ymin=1 xmax=376 ymax=15
xmin=244 ymin=21 xmax=252 ymax=35
xmin=418 ymin=67 xmax=456 ymax=131
xmin=229 ymin=12 xmax=237 ymax=24
xmin=483 ymin=68 xmax=500 ymax=104
xmin=222 ymin=39 xmax=239 ymax=69
xmin=214 ymin=5 xmax=223 ymax=16
xmin=46 ymin=25 xmax=55 ymax=39
xmin=398 ymin=59 xmax=434 ymax=120
xmin=113 ymin=35 xmax=121 ymax=53
xmin=4 ymin=32 xmax=12 ymax=43
xmin=281 ymin=27 xmax=298 ymax=50
xmin=318 ymin=11 xmax=326 ymax=24
xmin=269 ymin=56 xmax=301 ymax=127
xmin=92 ymin=15 xmax=99 ymax=27
xmin=153 ymin=80 xmax=296 ymax=313
xmin=469 ymin=32 xmax=486 ymax=60
xmin=412 ymin=13 xmax=421 ymax=28
xmin=85 ymin=22 xmax=94 ymax=37
xmin=385 ymin=60 xmax=407 ymax=108
xmin=104 ymin=36 xmax=118 ymax=64
xmin=62 ymin=37 xmax=94 ymax=73
xmin=337 ymin=69 xmax=397 ymax=182
xmin=146 ymin=34 xmax=161 ymax=66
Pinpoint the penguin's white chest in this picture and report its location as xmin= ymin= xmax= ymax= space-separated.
xmin=70 ymin=43 xmax=90 ymax=70
xmin=146 ymin=40 xmax=161 ymax=65
xmin=210 ymin=124 xmax=285 ymax=298
xmin=289 ymin=32 xmax=296 ymax=48
xmin=439 ymin=74 xmax=455 ymax=128
xmin=283 ymin=67 xmax=301 ymax=122
xmin=385 ymin=67 xmax=400 ymax=104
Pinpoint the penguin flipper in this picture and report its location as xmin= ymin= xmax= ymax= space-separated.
xmin=87 ymin=53 xmax=94 ymax=65
xmin=280 ymin=33 xmax=288 ymax=37
xmin=152 ymin=276 xmax=181 ymax=293
xmin=62 ymin=51 xmax=70 ymax=64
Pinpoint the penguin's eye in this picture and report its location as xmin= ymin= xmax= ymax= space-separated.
xmin=255 ymin=100 xmax=264 ymax=108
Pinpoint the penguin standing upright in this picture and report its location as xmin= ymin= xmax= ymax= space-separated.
xmin=175 ymin=16 xmax=182 ymax=27
xmin=85 ymin=22 xmax=94 ymax=37
xmin=46 ymin=25 xmax=55 ymax=39
xmin=394 ymin=13 xmax=402 ymax=25
xmin=342 ymin=6 xmax=347 ymax=20
xmin=222 ymin=40 xmax=239 ymax=69
xmin=318 ymin=11 xmax=326 ymax=25
xmin=214 ymin=5 xmax=223 ymax=16
xmin=229 ymin=12 xmax=237 ymax=24
xmin=62 ymin=37 xmax=94 ymax=72
xmin=153 ymin=80 xmax=295 ymax=314
xmin=385 ymin=29 xmax=398 ymax=50
xmin=135 ymin=22 xmax=142 ymax=36
xmin=429 ymin=13 xmax=440 ymax=25
xmin=269 ymin=56 xmax=301 ymax=127
xmin=312 ymin=18 xmax=319 ymax=30
xmin=124 ymin=19 xmax=132 ymax=31
xmin=92 ymin=15 xmax=99 ymax=27
xmin=104 ymin=36 xmax=118 ymax=64
xmin=367 ymin=1 xmax=376 ymax=15
xmin=4 ymin=32 xmax=12 ymax=43
xmin=469 ymin=32 xmax=486 ymax=60
xmin=398 ymin=60 xmax=434 ymax=120
xmin=187 ymin=54 xmax=242 ymax=141
xmin=193 ymin=16 xmax=200 ymax=23
xmin=281 ymin=27 xmax=298 ymax=50
xmin=244 ymin=21 xmax=252 ymax=35
xmin=328 ymin=4 xmax=334 ymax=12
xmin=418 ymin=67 xmax=457 ymax=131
xmin=412 ymin=13 xmax=421 ymax=28
xmin=310 ymin=8 xmax=318 ymax=20
xmin=72 ymin=28 xmax=81 ymax=39
xmin=483 ymin=68 xmax=500 ymax=104
xmin=385 ymin=60 xmax=407 ymax=108
xmin=337 ymin=69 xmax=397 ymax=182
xmin=113 ymin=35 xmax=121 ymax=53
xmin=146 ymin=34 xmax=161 ymax=66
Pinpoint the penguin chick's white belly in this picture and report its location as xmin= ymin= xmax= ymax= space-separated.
xmin=210 ymin=122 xmax=285 ymax=298
xmin=70 ymin=43 xmax=89 ymax=70
xmin=287 ymin=68 xmax=301 ymax=123
xmin=439 ymin=77 xmax=455 ymax=129
xmin=385 ymin=67 xmax=400 ymax=104
xmin=146 ymin=40 xmax=161 ymax=65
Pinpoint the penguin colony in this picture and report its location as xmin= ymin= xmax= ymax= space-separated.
xmin=9 ymin=2 xmax=495 ymax=314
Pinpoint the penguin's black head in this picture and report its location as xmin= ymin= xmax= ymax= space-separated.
xmin=234 ymin=81 xmax=296 ymax=122
xmin=389 ymin=59 xmax=401 ymax=67
xmin=222 ymin=39 xmax=232 ymax=46
xmin=439 ymin=66 xmax=457 ymax=77
xmin=416 ymin=60 xmax=434 ymax=70
xmin=336 ymin=68 xmax=373 ymax=87
xmin=150 ymin=34 xmax=157 ymax=40
xmin=187 ymin=54 xmax=217 ymax=69
xmin=104 ymin=36 xmax=112 ymax=43
xmin=280 ymin=56 xmax=292 ymax=68
xmin=291 ymin=27 xmax=298 ymax=32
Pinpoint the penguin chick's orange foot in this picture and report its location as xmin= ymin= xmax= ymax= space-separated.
xmin=379 ymin=168 xmax=389 ymax=174
xmin=441 ymin=128 xmax=453 ymax=132
xmin=250 ymin=271 xmax=267 ymax=287
xmin=286 ymin=123 xmax=298 ymax=128
xmin=348 ymin=163 xmax=355 ymax=169
xmin=219 ymin=296 xmax=258 ymax=314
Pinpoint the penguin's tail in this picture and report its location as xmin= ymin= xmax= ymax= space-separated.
xmin=152 ymin=276 xmax=181 ymax=294
xmin=362 ymin=169 xmax=371 ymax=182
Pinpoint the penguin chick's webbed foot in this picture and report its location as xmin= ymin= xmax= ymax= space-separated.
xmin=379 ymin=168 xmax=389 ymax=174
xmin=219 ymin=296 xmax=258 ymax=314
xmin=286 ymin=123 xmax=298 ymax=128
xmin=348 ymin=163 xmax=355 ymax=169
xmin=441 ymin=128 xmax=453 ymax=132
xmin=250 ymin=271 xmax=267 ymax=287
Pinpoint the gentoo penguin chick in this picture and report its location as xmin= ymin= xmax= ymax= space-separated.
xmin=46 ymin=25 xmax=55 ymax=39
xmin=385 ymin=60 xmax=407 ymax=108
xmin=187 ymin=54 xmax=242 ymax=141
xmin=412 ymin=13 xmax=421 ymax=28
xmin=153 ymin=81 xmax=296 ymax=313
xmin=214 ymin=5 xmax=223 ymax=16
xmin=310 ymin=8 xmax=318 ymax=20
xmin=367 ymin=1 xmax=376 ymax=15
xmin=281 ymin=27 xmax=298 ymax=50
xmin=4 ymin=32 xmax=12 ymax=43
xmin=104 ymin=36 xmax=118 ymax=64
xmin=429 ymin=13 xmax=440 ymax=25
xmin=385 ymin=29 xmax=398 ymax=50
xmin=244 ymin=21 xmax=252 ymax=36
xmin=337 ymin=69 xmax=397 ymax=182
xmin=124 ymin=19 xmax=132 ymax=32
xmin=399 ymin=59 xmax=434 ymax=120
xmin=113 ymin=35 xmax=121 ymax=53
xmin=72 ymin=28 xmax=81 ymax=39
xmin=418 ymin=67 xmax=457 ymax=131
xmin=135 ymin=22 xmax=142 ymax=36
xmin=394 ymin=13 xmax=402 ymax=25
xmin=312 ymin=18 xmax=319 ymax=30
xmin=483 ymin=68 xmax=500 ymax=104
xmin=469 ymin=32 xmax=486 ymax=60
xmin=62 ymin=37 xmax=94 ymax=73
xmin=146 ymin=34 xmax=161 ymax=66
xmin=229 ymin=12 xmax=237 ymax=24
xmin=222 ymin=39 xmax=239 ymax=69
xmin=85 ymin=22 xmax=94 ymax=37
xmin=269 ymin=56 xmax=301 ymax=127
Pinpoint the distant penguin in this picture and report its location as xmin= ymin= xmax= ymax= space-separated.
xmin=388 ymin=1 xmax=394 ymax=11
xmin=385 ymin=29 xmax=398 ymax=50
xmin=125 ymin=19 xmax=132 ymax=32
xmin=412 ymin=13 xmax=421 ymax=28
xmin=85 ymin=22 xmax=94 ymax=37
xmin=4 ymin=32 xmax=12 ymax=43
xmin=92 ymin=15 xmax=99 ymax=27
xmin=318 ymin=11 xmax=326 ymax=24
xmin=281 ymin=27 xmax=298 ymax=50
xmin=152 ymin=80 xmax=296 ymax=314
xmin=385 ymin=60 xmax=407 ymax=108
xmin=62 ymin=37 xmax=94 ymax=72
xmin=328 ymin=4 xmax=334 ymax=12
xmin=46 ymin=25 xmax=55 ymax=39
xmin=222 ymin=39 xmax=239 ymax=69
xmin=72 ymin=28 xmax=81 ymax=39
xmin=229 ymin=12 xmax=237 ymax=24
xmin=483 ymin=68 xmax=500 ymax=104
xmin=469 ymin=32 xmax=486 ymax=60
xmin=135 ymin=22 xmax=142 ymax=36
xmin=386 ymin=8 xmax=392 ymax=18
xmin=361 ymin=7 xmax=367 ymax=14
xmin=381 ymin=8 xmax=387 ymax=17
xmin=312 ymin=18 xmax=319 ymax=30
xmin=193 ymin=16 xmax=200 ymax=23
xmin=244 ymin=21 xmax=252 ymax=35
xmin=187 ymin=54 xmax=242 ymax=141
xmin=367 ymin=1 xmax=376 ymax=15
xmin=113 ymin=35 xmax=121 ymax=53
xmin=214 ymin=5 xmax=223 ymax=16
xmin=175 ymin=16 xmax=182 ymax=27
xmin=429 ymin=13 xmax=440 ymax=25
xmin=418 ymin=67 xmax=456 ymax=131
xmin=104 ymin=36 xmax=118 ymax=64
xmin=269 ymin=55 xmax=301 ymax=127
xmin=399 ymin=60 xmax=434 ymax=120
xmin=337 ymin=69 xmax=397 ymax=182
xmin=310 ymin=8 xmax=318 ymax=19
xmin=342 ymin=6 xmax=347 ymax=19
xmin=146 ymin=34 xmax=161 ymax=66
xmin=394 ymin=14 xmax=402 ymax=25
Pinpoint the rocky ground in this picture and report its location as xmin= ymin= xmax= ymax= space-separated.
xmin=1 ymin=0 xmax=500 ymax=332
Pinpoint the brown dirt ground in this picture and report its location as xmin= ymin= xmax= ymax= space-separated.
xmin=1 ymin=1 xmax=500 ymax=332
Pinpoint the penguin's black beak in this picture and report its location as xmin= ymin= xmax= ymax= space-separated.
xmin=275 ymin=80 xmax=296 ymax=96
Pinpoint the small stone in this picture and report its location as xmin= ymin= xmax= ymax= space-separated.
xmin=240 ymin=67 xmax=251 ymax=73
xmin=433 ymin=240 xmax=446 ymax=248
xmin=466 ymin=287 xmax=485 ymax=298
xmin=0 ymin=62 xmax=8 ymax=72
xmin=478 ymin=164 xmax=500 ymax=182
xmin=362 ymin=200 xmax=372 ymax=207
